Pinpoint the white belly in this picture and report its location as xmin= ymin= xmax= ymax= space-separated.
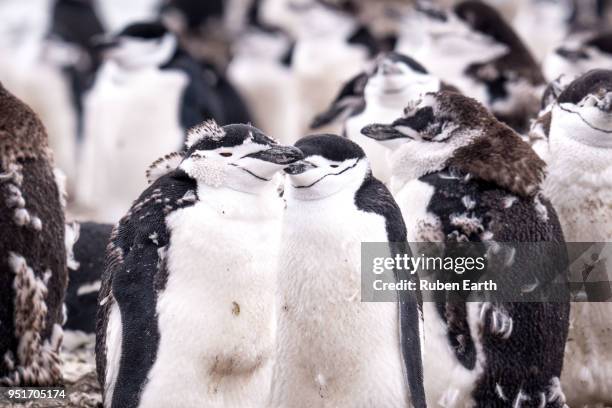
xmin=138 ymin=201 xmax=280 ymax=408
xmin=271 ymin=199 xmax=408 ymax=407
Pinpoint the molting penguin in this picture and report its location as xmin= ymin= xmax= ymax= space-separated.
xmin=311 ymin=52 xmax=443 ymax=184
xmin=401 ymin=1 xmax=545 ymax=133
xmin=362 ymin=91 xmax=570 ymax=407
xmin=270 ymin=134 xmax=426 ymax=408
xmin=95 ymin=120 xmax=302 ymax=408
xmin=534 ymin=69 xmax=612 ymax=407
xmin=0 ymin=83 xmax=67 ymax=386
xmin=78 ymin=21 xmax=225 ymax=222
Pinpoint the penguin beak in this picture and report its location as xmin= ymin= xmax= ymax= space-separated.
xmin=361 ymin=124 xmax=410 ymax=141
xmin=379 ymin=60 xmax=402 ymax=76
xmin=91 ymin=34 xmax=120 ymax=52
xmin=284 ymin=160 xmax=317 ymax=175
xmin=244 ymin=145 xmax=304 ymax=165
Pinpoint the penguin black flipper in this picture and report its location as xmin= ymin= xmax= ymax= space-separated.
xmin=310 ymin=72 xmax=368 ymax=129
xmin=355 ymin=174 xmax=426 ymax=408
xmin=96 ymin=168 xmax=198 ymax=408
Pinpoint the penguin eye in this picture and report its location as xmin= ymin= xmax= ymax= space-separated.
xmin=219 ymin=152 xmax=233 ymax=157
xmin=330 ymin=164 xmax=339 ymax=168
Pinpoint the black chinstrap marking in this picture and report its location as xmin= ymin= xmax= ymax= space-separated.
xmin=291 ymin=158 xmax=361 ymax=189
xmin=228 ymin=163 xmax=270 ymax=182
xmin=557 ymin=103 xmax=612 ymax=134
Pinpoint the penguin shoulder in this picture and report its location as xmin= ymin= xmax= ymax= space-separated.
xmin=354 ymin=174 xmax=406 ymax=243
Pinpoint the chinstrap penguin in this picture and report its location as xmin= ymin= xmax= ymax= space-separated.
xmin=362 ymin=91 xmax=570 ymax=407
xmin=0 ymin=83 xmax=67 ymax=386
xmin=95 ymin=120 xmax=302 ymax=408
xmin=534 ymin=69 xmax=612 ymax=407
xmin=270 ymin=134 xmax=426 ymax=408
xmin=78 ymin=21 xmax=225 ymax=222
xmin=311 ymin=52 xmax=443 ymax=184
xmin=402 ymin=1 xmax=545 ymax=133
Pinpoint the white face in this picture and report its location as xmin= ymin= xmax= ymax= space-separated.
xmin=365 ymin=60 xmax=440 ymax=97
xmin=105 ymin=33 xmax=177 ymax=69
xmin=553 ymin=92 xmax=612 ymax=148
xmin=285 ymin=155 xmax=367 ymax=200
xmin=181 ymin=141 xmax=302 ymax=191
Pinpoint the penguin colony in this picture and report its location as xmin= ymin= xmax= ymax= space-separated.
xmin=0 ymin=0 xmax=610 ymax=407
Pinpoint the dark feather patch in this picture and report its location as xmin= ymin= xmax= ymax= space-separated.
xmin=355 ymin=174 xmax=426 ymax=408
xmin=96 ymin=169 xmax=198 ymax=407
xmin=434 ymin=92 xmax=545 ymax=197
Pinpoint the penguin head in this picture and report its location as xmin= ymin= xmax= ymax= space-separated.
xmin=365 ymin=52 xmax=439 ymax=98
xmin=363 ymin=90 xmax=545 ymax=196
xmin=545 ymin=33 xmax=612 ymax=80
xmin=94 ymin=22 xmax=178 ymax=69
xmin=552 ymin=69 xmax=612 ymax=148
xmin=284 ymin=134 xmax=369 ymax=200
xmin=180 ymin=120 xmax=303 ymax=193
xmin=361 ymin=91 xmax=487 ymax=151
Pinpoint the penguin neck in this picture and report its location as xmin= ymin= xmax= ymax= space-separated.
xmin=546 ymin=114 xmax=612 ymax=190
xmin=112 ymin=34 xmax=177 ymax=71
xmin=389 ymin=138 xmax=468 ymax=194
xmin=197 ymin=174 xmax=278 ymax=197
xmin=196 ymin=180 xmax=281 ymax=218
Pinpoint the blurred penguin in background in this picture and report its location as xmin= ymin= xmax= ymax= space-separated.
xmin=544 ymin=31 xmax=612 ymax=82
xmin=512 ymin=0 xmax=570 ymax=62
xmin=77 ymin=21 xmax=225 ymax=222
xmin=257 ymin=0 xmax=372 ymax=140
xmin=160 ymin=0 xmax=253 ymax=127
xmin=311 ymin=52 xmax=444 ymax=184
xmin=95 ymin=0 xmax=162 ymax=32
xmin=0 ymin=0 xmax=103 ymax=195
xmin=228 ymin=0 xmax=300 ymax=144
xmin=400 ymin=0 xmax=545 ymax=133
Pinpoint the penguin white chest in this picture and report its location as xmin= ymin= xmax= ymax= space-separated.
xmin=138 ymin=200 xmax=280 ymax=408
xmin=79 ymin=67 xmax=188 ymax=221
xmin=272 ymin=197 xmax=408 ymax=407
